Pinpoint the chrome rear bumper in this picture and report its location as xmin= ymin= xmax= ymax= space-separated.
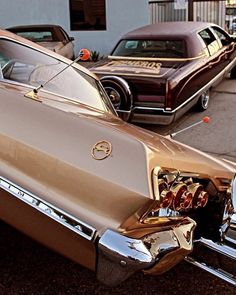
xmin=97 ymin=218 xmax=195 ymax=286
xmin=186 ymin=218 xmax=236 ymax=286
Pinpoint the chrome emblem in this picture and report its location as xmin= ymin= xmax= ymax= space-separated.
xmin=91 ymin=140 xmax=112 ymax=160
xmin=0 ymin=177 xmax=96 ymax=241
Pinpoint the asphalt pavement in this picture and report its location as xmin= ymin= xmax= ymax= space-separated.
xmin=143 ymin=76 xmax=236 ymax=163
xmin=0 ymin=77 xmax=236 ymax=294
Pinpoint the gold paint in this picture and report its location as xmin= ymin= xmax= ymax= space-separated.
xmin=24 ymin=90 xmax=42 ymax=102
xmin=108 ymin=53 xmax=206 ymax=62
xmin=109 ymin=60 xmax=162 ymax=71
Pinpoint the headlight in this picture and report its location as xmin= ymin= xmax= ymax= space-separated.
xmin=152 ymin=167 xmax=209 ymax=214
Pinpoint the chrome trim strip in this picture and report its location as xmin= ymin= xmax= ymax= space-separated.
xmin=100 ymin=75 xmax=132 ymax=98
xmin=232 ymin=174 xmax=236 ymax=211
xmin=196 ymin=238 xmax=236 ymax=261
xmin=185 ymin=256 xmax=236 ymax=286
xmin=0 ymin=176 xmax=96 ymax=241
xmin=224 ymin=231 xmax=236 ymax=246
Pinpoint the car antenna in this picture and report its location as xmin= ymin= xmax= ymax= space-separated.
xmin=25 ymin=48 xmax=90 ymax=101
xmin=169 ymin=116 xmax=210 ymax=138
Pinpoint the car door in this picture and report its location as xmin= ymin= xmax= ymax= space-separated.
xmin=211 ymin=26 xmax=236 ymax=70
xmin=198 ymin=28 xmax=225 ymax=82
xmin=0 ymin=36 xmax=97 ymax=271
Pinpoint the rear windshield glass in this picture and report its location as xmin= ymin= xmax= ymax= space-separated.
xmin=0 ymin=39 xmax=115 ymax=114
xmin=112 ymin=39 xmax=185 ymax=58
xmin=14 ymin=31 xmax=54 ymax=42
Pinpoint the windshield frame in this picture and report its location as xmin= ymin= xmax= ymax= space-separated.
xmin=0 ymin=36 xmax=116 ymax=116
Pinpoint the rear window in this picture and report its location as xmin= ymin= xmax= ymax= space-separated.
xmin=14 ymin=31 xmax=54 ymax=42
xmin=111 ymin=39 xmax=186 ymax=58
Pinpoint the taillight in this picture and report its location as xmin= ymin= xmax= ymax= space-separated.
xmin=158 ymin=179 xmax=174 ymax=208
xmin=171 ymin=183 xmax=193 ymax=210
xmin=153 ymin=169 xmax=209 ymax=212
xmin=165 ymin=81 xmax=173 ymax=110
xmin=188 ymin=183 xmax=209 ymax=208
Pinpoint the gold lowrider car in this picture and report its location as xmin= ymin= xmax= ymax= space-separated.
xmin=0 ymin=29 xmax=235 ymax=286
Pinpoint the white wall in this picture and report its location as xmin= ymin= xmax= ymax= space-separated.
xmin=0 ymin=0 xmax=149 ymax=57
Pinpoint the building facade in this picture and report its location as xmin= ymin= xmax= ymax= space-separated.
xmin=0 ymin=0 xmax=150 ymax=57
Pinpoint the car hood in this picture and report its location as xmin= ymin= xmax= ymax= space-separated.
xmin=90 ymin=58 xmax=186 ymax=78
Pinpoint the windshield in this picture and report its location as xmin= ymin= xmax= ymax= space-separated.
xmin=112 ymin=39 xmax=185 ymax=58
xmin=0 ymin=38 xmax=114 ymax=114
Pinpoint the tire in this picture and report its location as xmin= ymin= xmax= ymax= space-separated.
xmin=230 ymin=66 xmax=236 ymax=79
xmin=195 ymin=90 xmax=210 ymax=112
xmin=101 ymin=76 xmax=132 ymax=111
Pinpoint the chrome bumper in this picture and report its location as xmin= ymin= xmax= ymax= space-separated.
xmin=186 ymin=215 xmax=236 ymax=286
xmin=96 ymin=218 xmax=195 ymax=286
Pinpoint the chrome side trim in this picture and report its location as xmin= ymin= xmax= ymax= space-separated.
xmin=185 ymin=237 xmax=236 ymax=286
xmin=221 ymin=174 xmax=236 ymax=245
xmin=232 ymin=174 xmax=236 ymax=211
xmin=100 ymin=75 xmax=132 ymax=98
xmin=0 ymin=176 xmax=96 ymax=241
xmin=185 ymin=256 xmax=236 ymax=286
xmin=197 ymin=238 xmax=236 ymax=261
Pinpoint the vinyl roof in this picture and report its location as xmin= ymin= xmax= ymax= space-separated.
xmin=122 ymin=21 xmax=216 ymax=39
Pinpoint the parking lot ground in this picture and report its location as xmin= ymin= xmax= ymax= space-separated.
xmin=0 ymin=221 xmax=235 ymax=295
xmin=142 ymin=76 xmax=236 ymax=163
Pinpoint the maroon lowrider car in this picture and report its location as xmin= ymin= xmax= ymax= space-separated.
xmin=90 ymin=22 xmax=236 ymax=124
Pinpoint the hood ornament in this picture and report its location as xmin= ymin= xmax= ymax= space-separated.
xmin=91 ymin=140 xmax=112 ymax=160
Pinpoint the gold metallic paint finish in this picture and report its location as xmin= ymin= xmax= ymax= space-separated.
xmin=0 ymin=176 xmax=96 ymax=241
xmin=0 ymin=189 xmax=96 ymax=270
xmin=98 ymin=60 xmax=162 ymax=75
xmin=144 ymin=248 xmax=191 ymax=275
xmin=120 ymin=206 xmax=190 ymax=240
xmin=0 ymin=135 xmax=148 ymax=233
xmin=144 ymin=218 xmax=195 ymax=275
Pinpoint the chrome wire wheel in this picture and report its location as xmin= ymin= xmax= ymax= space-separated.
xmin=101 ymin=76 xmax=133 ymax=112
xmin=104 ymin=86 xmax=122 ymax=109
xmin=196 ymin=90 xmax=210 ymax=111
